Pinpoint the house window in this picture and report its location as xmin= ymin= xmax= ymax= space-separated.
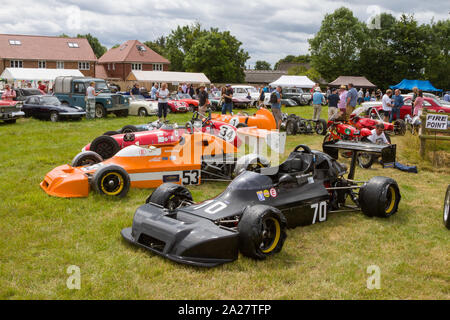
xmin=68 ymin=42 xmax=79 ymax=48
xmin=10 ymin=60 xmax=23 ymax=68
xmin=112 ymin=63 xmax=115 ymax=70
xmin=153 ymin=64 xmax=163 ymax=71
xmin=131 ymin=63 xmax=142 ymax=70
xmin=56 ymin=61 xmax=64 ymax=69
xmin=107 ymin=64 xmax=110 ymax=71
xmin=8 ymin=40 xmax=21 ymax=45
xmin=78 ymin=62 xmax=90 ymax=70
xmin=38 ymin=61 xmax=46 ymax=69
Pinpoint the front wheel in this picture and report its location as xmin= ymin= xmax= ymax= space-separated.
xmin=359 ymin=176 xmax=401 ymax=218
xmin=91 ymin=165 xmax=130 ymax=197
xmin=315 ymin=119 xmax=328 ymax=135
xmin=238 ymin=205 xmax=287 ymax=260
xmin=393 ymin=119 xmax=406 ymax=135
xmin=71 ymin=151 xmax=103 ymax=167
xmin=146 ymin=183 xmax=193 ymax=210
xmin=138 ymin=107 xmax=148 ymax=117
xmin=50 ymin=111 xmax=59 ymax=122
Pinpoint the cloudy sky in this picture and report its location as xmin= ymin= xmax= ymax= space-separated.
xmin=0 ymin=0 xmax=448 ymax=67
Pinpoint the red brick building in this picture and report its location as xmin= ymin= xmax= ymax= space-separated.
xmin=0 ymin=34 xmax=97 ymax=77
xmin=96 ymin=40 xmax=170 ymax=81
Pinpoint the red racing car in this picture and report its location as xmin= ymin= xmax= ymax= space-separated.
xmin=83 ymin=111 xmax=241 ymax=159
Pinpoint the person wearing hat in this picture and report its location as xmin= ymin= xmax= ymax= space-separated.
xmin=221 ymin=84 xmax=233 ymax=115
xmin=1 ymin=83 xmax=16 ymax=101
xmin=312 ymin=86 xmax=324 ymax=121
xmin=197 ymin=83 xmax=210 ymax=116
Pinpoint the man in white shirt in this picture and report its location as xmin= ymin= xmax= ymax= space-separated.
xmin=368 ymin=123 xmax=390 ymax=144
xmin=86 ymin=81 xmax=102 ymax=119
xmin=381 ymin=89 xmax=393 ymax=122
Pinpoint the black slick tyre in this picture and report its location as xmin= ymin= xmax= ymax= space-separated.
xmin=91 ymin=165 xmax=130 ymax=197
xmin=359 ymin=176 xmax=401 ymax=218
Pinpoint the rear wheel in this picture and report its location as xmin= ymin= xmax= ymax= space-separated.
xmin=95 ymin=104 xmax=106 ymax=118
xmin=121 ymin=125 xmax=138 ymax=133
xmin=443 ymin=185 xmax=450 ymax=229
xmin=238 ymin=205 xmax=287 ymax=260
xmin=357 ymin=152 xmax=374 ymax=169
xmin=103 ymin=130 xmax=119 ymax=136
xmin=315 ymin=119 xmax=328 ymax=135
xmin=146 ymin=183 xmax=193 ymax=210
xmin=92 ymin=165 xmax=130 ymax=197
xmin=90 ymin=135 xmax=121 ymax=159
xmin=393 ymin=119 xmax=406 ymax=135
xmin=71 ymin=151 xmax=103 ymax=167
xmin=188 ymin=104 xmax=195 ymax=112
xmin=285 ymin=119 xmax=298 ymax=135
xmin=138 ymin=108 xmax=148 ymax=117
xmin=359 ymin=176 xmax=401 ymax=217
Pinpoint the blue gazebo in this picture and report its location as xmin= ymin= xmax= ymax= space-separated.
xmin=390 ymin=79 xmax=442 ymax=92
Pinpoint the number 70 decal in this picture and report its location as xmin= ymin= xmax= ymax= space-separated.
xmin=311 ymin=201 xmax=327 ymax=224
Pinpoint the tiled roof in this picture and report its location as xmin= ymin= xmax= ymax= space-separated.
xmin=98 ymin=40 xmax=169 ymax=64
xmin=0 ymin=34 xmax=96 ymax=61
xmin=245 ymin=70 xmax=287 ymax=83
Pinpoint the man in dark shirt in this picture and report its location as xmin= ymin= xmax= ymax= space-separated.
xmin=221 ymin=84 xmax=233 ymax=115
xmin=130 ymin=83 xmax=140 ymax=98
xmin=327 ymin=88 xmax=340 ymax=120
xmin=390 ymin=89 xmax=403 ymax=122
xmin=197 ymin=83 xmax=209 ymax=115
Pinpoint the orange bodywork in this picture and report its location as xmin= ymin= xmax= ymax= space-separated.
xmin=211 ymin=108 xmax=276 ymax=130
xmin=41 ymin=132 xmax=238 ymax=198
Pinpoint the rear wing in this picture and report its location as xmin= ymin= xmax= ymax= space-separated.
xmin=323 ymin=141 xmax=396 ymax=179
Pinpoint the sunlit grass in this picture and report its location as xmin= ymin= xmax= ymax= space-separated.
xmin=0 ymin=106 xmax=448 ymax=299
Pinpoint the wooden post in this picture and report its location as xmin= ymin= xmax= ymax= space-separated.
xmin=419 ymin=109 xmax=427 ymax=158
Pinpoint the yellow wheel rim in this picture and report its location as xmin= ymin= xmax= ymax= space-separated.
xmin=100 ymin=172 xmax=124 ymax=196
xmin=261 ymin=217 xmax=281 ymax=254
xmin=385 ymin=186 xmax=396 ymax=214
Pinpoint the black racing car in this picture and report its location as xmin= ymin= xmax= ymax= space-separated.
xmin=121 ymin=144 xmax=401 ymax=267
xmin=23 ymin=95 xmax=85 ymax=122
xmin=281 ymin=113 xmax=328 ymax=135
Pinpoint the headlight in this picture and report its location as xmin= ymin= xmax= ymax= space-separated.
xmin=106 ymin=100 xmax=111 ymax=105
xmin=1 ymin=108 xmax=5 ymax=113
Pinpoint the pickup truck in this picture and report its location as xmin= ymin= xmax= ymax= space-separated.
xmin=53 ymin=77 xmax=130 ymax=118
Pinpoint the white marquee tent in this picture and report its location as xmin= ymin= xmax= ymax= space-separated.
xmin=0 ymin=68 xmax=84 ymax=89
xmin=269 ymin=75 xmax=315 ymax=88
xmin=127 ymin=71 xmax=211 ymax=85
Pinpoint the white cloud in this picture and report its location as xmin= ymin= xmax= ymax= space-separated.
xmin=0 ymin=0 xmax=448 ymax=66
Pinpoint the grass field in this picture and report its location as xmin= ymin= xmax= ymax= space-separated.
xmin=0 ymin=106 xmax=449 ymax=300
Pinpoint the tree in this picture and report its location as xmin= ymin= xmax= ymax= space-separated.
xmin=164 ymin=22 xmax=207 ymax=71
xmin=111 ymin=44 xmax=120 ymax=49
xmin=183 ymin=29 xmax=250 ymax=83
xmin=358 ymin=13 xmax=397 ymax=89
xmin=274 ymin=54 xmax=310 ymax=70
xmin=287 ymin=65 xmax=322 ymax=83
xmin=423 ymin=19 xmax=449 ymax=90
xmin=144 ymin=36 xmax=167 ymax=56
xmin=254 ymin=60 xmax=271 ymax=70
xmin=76 ymin=33 xmax=107 ymax=58
xmin=308 ymin=7 xmax=366 ymax=82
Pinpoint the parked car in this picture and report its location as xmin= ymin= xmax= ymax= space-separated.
xmin=129 ymin=95 xmax=158 ymax=116
xmin=232 ymin=85 xmax=260 ymax=107
xmin=168 ymin=99 xmax=188 ymax=113
xmin=171 ymin=94 xmax=199 ymax=112
xmin=22 ymin=95 xmax=85 ymax=122
xmin=53 ymin=76 xmax=130 ymax=118
xmin=208 ymin=91 xmax=222 ymax=111
xmin=0 ymin=99 xmax=24 ymax=124
xmin=362 ymin=95 xmax=450 ymax=120
xmin=281 ymin=88 xmax=312 ymax=106
xmin=14 ymin=88 xmax=44 ymax=102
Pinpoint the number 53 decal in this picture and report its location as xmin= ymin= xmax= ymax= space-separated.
xmin=182 ymin=170 xmax=200 ymax=185
xmin=311 ymin=201 xmax=327 ymax=224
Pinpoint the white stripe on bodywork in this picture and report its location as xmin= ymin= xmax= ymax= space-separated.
xmin=129 ymin=170 xmax=183 ymax=182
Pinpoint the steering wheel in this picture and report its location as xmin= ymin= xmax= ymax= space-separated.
xmin=294 ymin=144 xmax=312 ymax=153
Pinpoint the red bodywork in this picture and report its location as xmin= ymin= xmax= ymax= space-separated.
xmin=325 ymin=121 xmax=372 ymax=142
xmin=83 ymin=119 xmax=241 ymax=152
xmin=350 ymin=116 xmax=394 ymax=132
xmin=168 ymin=100 xmax=188 ymax=113
xmin=0 ymin=100 xmax=21 ymax=107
